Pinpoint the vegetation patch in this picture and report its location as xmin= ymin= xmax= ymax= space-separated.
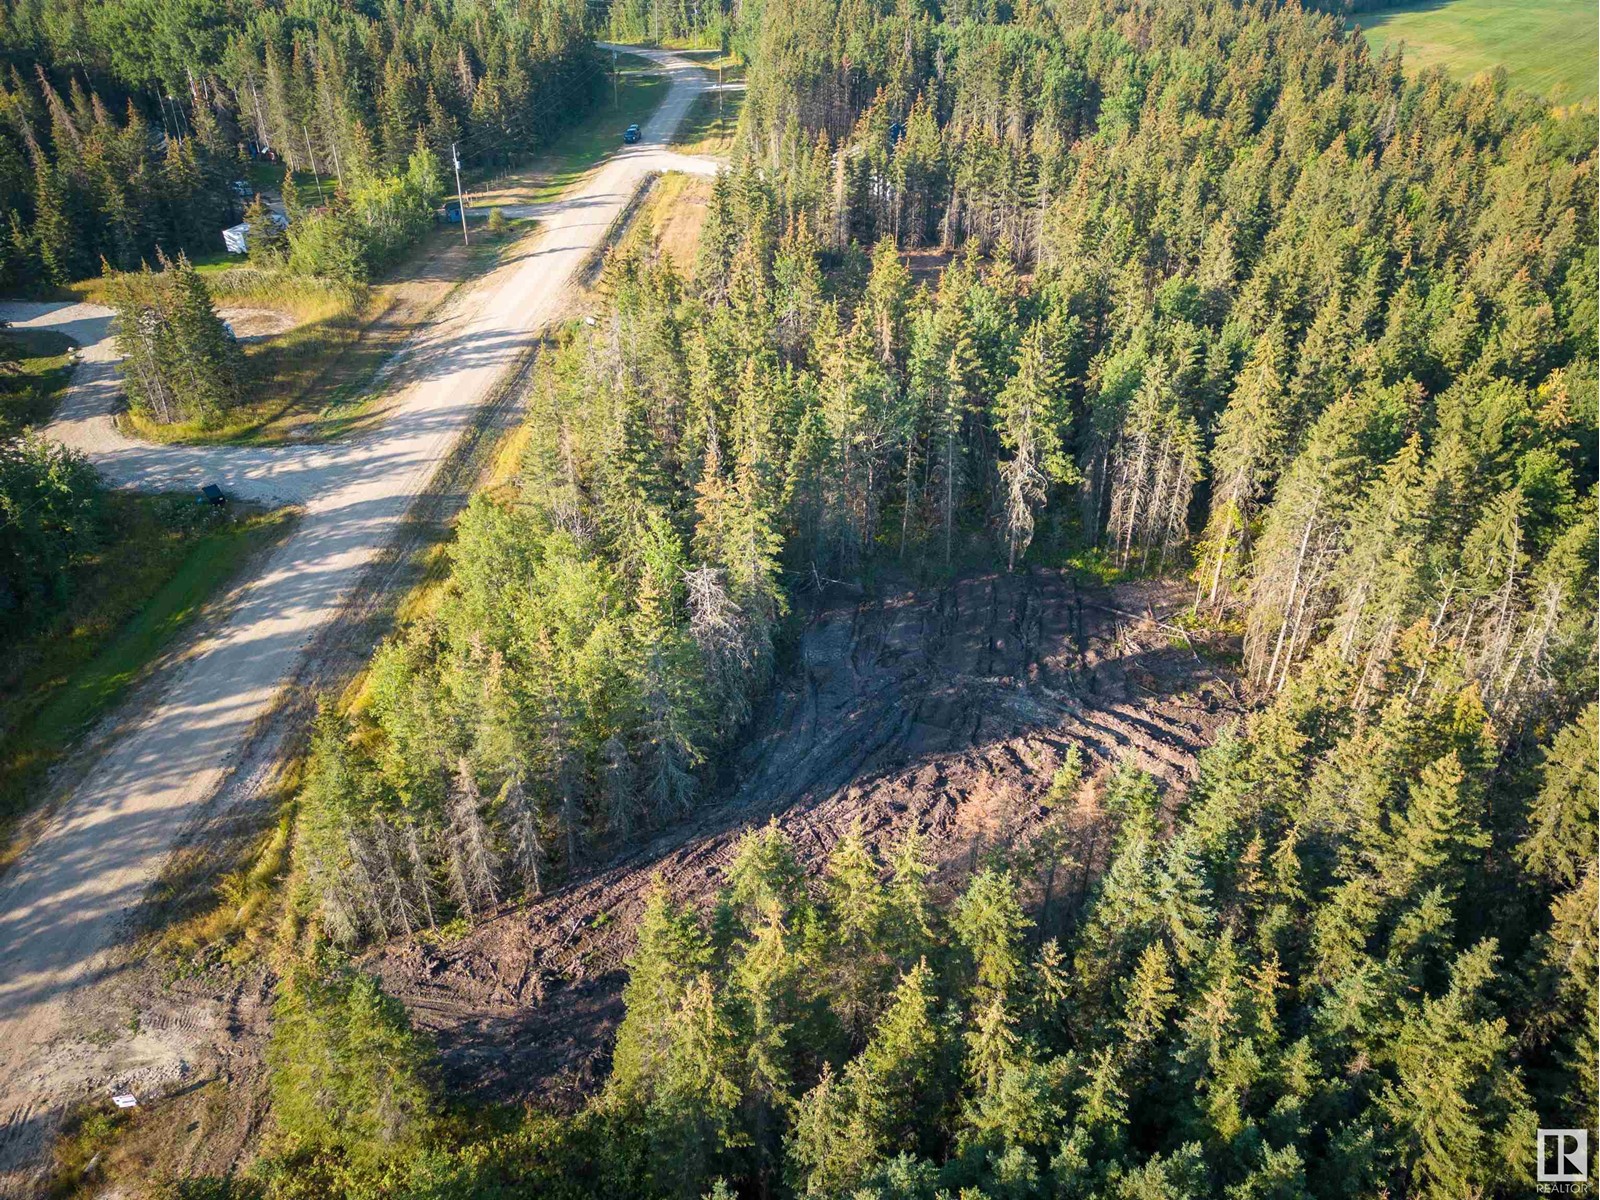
xmin=670 ymin=85 xmax=743 ymax=156
xmin=154 ymin=783 xmax=299 ymax=968
xmin=612 ymin=174 xmax=714 ymax=280
xmin=48 ymin=1103 xmax=130 ymax=1198
xmin=118 ymin=229 xmax=517 ymax=446
xmin=0 ymin=327 xmax=75 ymax=436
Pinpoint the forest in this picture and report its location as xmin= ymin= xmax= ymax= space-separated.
xmin=0 ymin=0 xmax=600 ymax=289
xmin=77 ymin=0 xmax=1596 ymax=1194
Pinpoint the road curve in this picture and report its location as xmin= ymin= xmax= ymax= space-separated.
xmin=0 ymin=46 xmax=713 ymax=1192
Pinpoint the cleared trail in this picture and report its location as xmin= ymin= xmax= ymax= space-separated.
xmin=0 ymin=46 xmax=713 ymax=1193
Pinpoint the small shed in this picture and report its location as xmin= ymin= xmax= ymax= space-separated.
xmin=222 ymin=212 xmax=289 ymax=254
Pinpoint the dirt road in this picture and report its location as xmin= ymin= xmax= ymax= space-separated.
xmin=0 ymin=46 xmax=714 ymax=1193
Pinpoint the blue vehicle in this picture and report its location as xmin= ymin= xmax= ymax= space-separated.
xmin=623 ymin=124 xmax=641 ymax=144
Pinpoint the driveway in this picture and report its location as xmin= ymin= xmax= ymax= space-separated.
xmin=0 ymin=46 xmax=714 ymax=1193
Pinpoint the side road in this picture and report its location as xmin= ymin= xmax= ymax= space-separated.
xmin=0 ymin=46 xmax=714 ymax=1194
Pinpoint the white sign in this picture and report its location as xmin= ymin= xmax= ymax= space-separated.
xmin=111 ymin=1093 xmax=137 ymax=1109
xmin=1538 ymin=1129 xmax=1588 ymax=1184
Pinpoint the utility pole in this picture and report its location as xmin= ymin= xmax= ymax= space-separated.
xmin=302 ymin=123 xmax=328 ymax=205
xmin=613 ymin=48 xmax=619 ymax=109
xmin=452 ymin=141 xmax=470 ymax=246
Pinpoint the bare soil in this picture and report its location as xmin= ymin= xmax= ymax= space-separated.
xmin=215 ymin=307 xmax=298 ymax=341
xmin=367 ymin=570 xmax=1245 ymax=1104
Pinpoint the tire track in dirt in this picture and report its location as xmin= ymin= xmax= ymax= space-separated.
xmin=367 ymin=571 xmax=1247 ymax=1101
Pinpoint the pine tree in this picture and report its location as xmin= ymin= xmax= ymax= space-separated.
xmin=1517 ymin=705 xmax=1599 ymax=1121
xmin=651 ymin=972 xmax=746 ymax=1198
xmin=730 ymin=905 xmax=804 ymax=1190
xmin=1244 ymin=385 xmax=1402 ymax=691
xmin=609 ymin=881 xmax=713 ymax=1105
xmin=1120 ymin=940 xmax=1177 ymax=1049
xmin=444 ymin=758 xmax=498 ymax=917
xmin=244 ymin=194 xmax=287 ymax=266
xmin=630 ymin=511 xmax=706 ymax=820
xmin=1378 ymin=940 xmax=1536 ymax=1199
xmin=267 ymin=967 xmax=436 ymax=1163
xmin=31 ymin=159 xmax=76 ymax=283
xmin=953 ymin=868 xmax=1030 ymax=1004
xmin=1194 ymin=321 xmax=1287 ymax=609
xmin=995 ymin=314 xmax=1078 ymax=570
xmin=499 ymin=773 xmax=545 ymax=899
xmin=1382 ymin=752 xmax=1489 ymax=902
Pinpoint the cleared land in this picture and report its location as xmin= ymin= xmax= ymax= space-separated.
xmin=628 ymin=172 xmax=716 ymax=277
xmin=1356 ymin=0 xmax=1598 ymax=104
xmin=368 ymin=571 xmax=1245 ymax=1100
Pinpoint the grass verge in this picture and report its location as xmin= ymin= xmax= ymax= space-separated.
xmin=0 ymin=327 xmax=75 ymax=436
xmin=671 ymin=84 xmax=742 ymax=156
xmin=627 ymin=172 xmax=716 ymax=278
xmin=470 ymin=72 xmax=671 ymax=209
xmin=118 ymin=226 xmax=526 ymax=446
xmin=1356 ymin=0 xmax=1597 ymax=105
xmin=0 ymin=498 xmax=297 ymax=859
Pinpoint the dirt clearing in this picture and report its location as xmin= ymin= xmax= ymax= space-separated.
xmin=216 ymin=307 xmax=298 ymax=341
xmin=368 ymin=570 xmax=1246 ymax=1103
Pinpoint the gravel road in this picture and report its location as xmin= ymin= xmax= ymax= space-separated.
xmin=0 ymin=46 xmax=713 ymax=1193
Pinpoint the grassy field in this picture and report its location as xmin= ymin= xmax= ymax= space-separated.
xmin=0 ymin=327 xmax=75 ymax=436
xmin=629 ymin=172 xmax=717 ymax=277
xmin=0 ymin=498 xmax=295 ymax=854
xmin=1356 ymin=0 xmax=1598 ymax=105
xmin=244 ymin=160 xmax=335 ymax=202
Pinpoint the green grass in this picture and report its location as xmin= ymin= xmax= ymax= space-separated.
xmin=0 ymin=328 xmax=75 ymax=436
xmin=0 ymin=498 xmax=296 ymax=848
xmin=532 ymin=70 xmax=669 ymax=201
xmin=672 ymin=85 xmax=743 ymax=156
xmin=245 ymin=160 xmax=336 ymax=202
xmin=492 ymin=72 xmax=671 ymax=207
xmin=1356 ymin=0 xmax=1598 ymax=105
xmin=48 ymin=1103 xmax=129 ymax=1198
